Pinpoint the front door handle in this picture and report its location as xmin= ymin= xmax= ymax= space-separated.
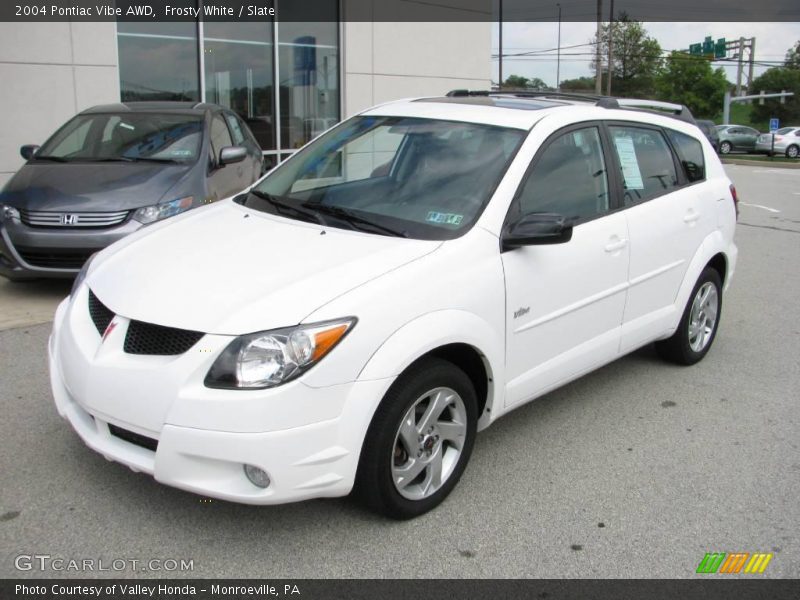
xmin=604 ymin=238 xmax=628 ymax=253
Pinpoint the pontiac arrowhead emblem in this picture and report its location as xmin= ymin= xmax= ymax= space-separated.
xmin=102 ymin=320 xmax=118 ymax=342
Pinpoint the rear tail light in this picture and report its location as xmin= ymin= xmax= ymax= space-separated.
xmin=729 ymin=184 xmax=739 ymax=220
xmin=775 ymin=136 xmax=784 ymax=142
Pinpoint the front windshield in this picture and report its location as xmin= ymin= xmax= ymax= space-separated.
xmin=37 ymin=113 xmax=203 ymax=163
xmin=241 ymin=116 xmax=525 ymax=240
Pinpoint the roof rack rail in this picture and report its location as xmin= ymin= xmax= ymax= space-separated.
xmin=446 ymin=89 xmax=611 ymax=103
xmin=445 ymin=89 xmax=696 ymax=124
xmin=610 ymin=98 xmax=696 ymax=124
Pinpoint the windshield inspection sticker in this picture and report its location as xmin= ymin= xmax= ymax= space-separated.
xmin=426 ymin=211 xmax=463 ymax=226
xmin=612 ymin=136 xmax=644 ymax=190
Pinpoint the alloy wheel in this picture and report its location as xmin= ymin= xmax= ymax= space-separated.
xmin=391 ymin=387 xmax=467 ymax=501
xmin=688 ymin=282 xmax=719 ymax=352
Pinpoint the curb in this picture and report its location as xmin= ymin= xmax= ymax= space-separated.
xmin=721 ymin=158 xmax=800 ymax=169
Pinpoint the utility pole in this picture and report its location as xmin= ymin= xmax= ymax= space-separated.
xmin=727 ymin=36 xmax=756 ymax=96
xmin=556 ymin=3 xmax=562 ymax=91
xmin=736 ymin=36 xmax=744 ymax=96
xmin=606 ymin=0 xmax=614 ymax=96
xmin=595 ymin=0 xmax=603 ymax=94
xmin=498 ymin=0 xmax=503 ymax=89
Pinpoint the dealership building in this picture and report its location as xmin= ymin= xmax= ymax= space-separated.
xmin=0 ymin=6 xmax=490 ymax=187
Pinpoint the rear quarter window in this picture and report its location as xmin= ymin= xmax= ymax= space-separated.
xmin=666 ymin=129 xmax=706 ymax=183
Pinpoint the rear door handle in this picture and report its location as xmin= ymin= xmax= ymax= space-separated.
xmin=604 ymin=239 xmax=628 ymax=253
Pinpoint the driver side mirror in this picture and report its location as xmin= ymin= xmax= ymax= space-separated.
xmin=502 ymin=212 xmax=573 ymax=250
xmin=20 ymin=145 xmax=40 ymax=160
xmin=218 ymin=146 xmax=247 ymax=167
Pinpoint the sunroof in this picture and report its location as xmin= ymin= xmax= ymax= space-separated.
xmin=415 ymin=96 xmax=566 ymax=111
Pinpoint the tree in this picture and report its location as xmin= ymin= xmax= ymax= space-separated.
xmin=655 ymin=52 xmax=729 ymax=119
xmin=786 ymin=40 xmax=800 ymax=69
xmin=559 ymin=76 xmax=595 ymax=91
xmin=592 ymin=16 xmax=662 ymax=97
xmin=502 ymin=75 xmax=551 ymax=91
xmin=749 ymin=66 xmax=800 ymax=124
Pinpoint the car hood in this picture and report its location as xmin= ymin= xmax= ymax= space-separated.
xmin=88 ymin=202 xmax=442 ymax=335
xmin=1 ymin=162 xmax=194 ymax=211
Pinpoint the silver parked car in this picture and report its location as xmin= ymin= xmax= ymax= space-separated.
xmin=715 ymin=124 xmax=760 ymax=154
xmin=755 ymin=127 xmax=800 ymax=158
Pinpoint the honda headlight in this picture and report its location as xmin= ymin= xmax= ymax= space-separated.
xmin=70 ymin=252 xmax=97 ymax=297
xmin=205 ymin=318 xmax=357 ymax=389
xmin=132 ymin=196 xmax=193 ymax=225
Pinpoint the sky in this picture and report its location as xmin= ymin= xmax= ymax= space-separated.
xmin=491 ymin=21 xmax=800 ymax=88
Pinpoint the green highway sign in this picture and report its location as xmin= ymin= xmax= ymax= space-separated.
xmin=688 ymin=37 xmax=726 ymax=59
xmin=715 ymin=38 xmax=726 ymax=58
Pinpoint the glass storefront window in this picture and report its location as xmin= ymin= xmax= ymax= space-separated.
xmin=278 ymin=21 xmax=340 ymax=150
xmin=118 ymin=22 xmax=200 ymax=102
xmin=116 ymin=5 xmax=340 ymax=156
xmin=204 ymin=22 xmax=276 ymax=151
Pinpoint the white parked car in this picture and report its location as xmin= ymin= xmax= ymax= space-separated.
xmin=48 ymin=92 xmax=738 ymax=518
xmin=755 ymin=126 xmax=800 ymax=158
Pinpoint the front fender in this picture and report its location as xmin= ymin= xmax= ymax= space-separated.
xmin=357 ymin=309 xmax=505 ymax=426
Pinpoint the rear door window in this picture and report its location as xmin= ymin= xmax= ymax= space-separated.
xmin=608 ymin=125 xmax=679 ymax=205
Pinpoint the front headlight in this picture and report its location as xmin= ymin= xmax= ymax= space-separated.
xmin=205 ymin=318 xmax=357 ymax=390
xmin=1 ymin=204 xmax=20 ymax=222
xmin=70 ymin=252 xmax=97 ymax=297
xmin=132 ymin=196 xmax=193 ymax=225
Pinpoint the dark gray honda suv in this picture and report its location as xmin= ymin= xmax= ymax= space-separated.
xmin=0 ymin=102 xmax=264 ymax=280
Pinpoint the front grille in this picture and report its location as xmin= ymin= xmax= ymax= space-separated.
xmin=16 ymin=246 xmax=97 ymax=269
xmin=124 ymin=320 xmax=204 ymax=356
xmin=20 ymin=209 xmax=130 ymax=229
xmin=88 ymin=290 xmax=114 ymax=335
xmin=108 ymin=424 xmax=158 ymax=452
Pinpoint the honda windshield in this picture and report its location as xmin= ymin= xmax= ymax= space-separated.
xmin=36 ymin=113 xmax=203 ymax=163
xmin=239 ymin=116 xmax=525 ymax=240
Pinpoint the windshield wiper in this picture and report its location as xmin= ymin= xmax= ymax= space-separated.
xmin=34 ymin=155 xmax=70 ymax=162
xmin=127 ymin=156 xmax=182 ymax=164
xmin=248 ymin=190 xmax=323 ymax=224
xmin=84 ymin=157 xmax=182 ymax=164
xmin=304 ymin=203 xmax=408 ymax=238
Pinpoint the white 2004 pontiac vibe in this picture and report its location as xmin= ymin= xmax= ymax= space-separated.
xmin=49 ymin=92 xmax=737 ymax=518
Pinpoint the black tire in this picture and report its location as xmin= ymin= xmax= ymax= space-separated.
xmin=786 ymin=145 xmax=799 ymax=159
xmin=656 ymin=267 xmax=723 ymax=365
xmin=354 ymin=357 xmax=478 ymax=519
xmin=719 ymin=141 xmax=732 ymax=155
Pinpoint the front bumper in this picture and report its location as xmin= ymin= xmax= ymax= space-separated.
xmin=0 ymin=217 xmax=142 ymax=280
xmin=48 ymin=293 xmax=393 ymax=505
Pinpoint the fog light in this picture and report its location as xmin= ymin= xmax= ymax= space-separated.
xmin=243 ymin=464 xmax=271 ymax=489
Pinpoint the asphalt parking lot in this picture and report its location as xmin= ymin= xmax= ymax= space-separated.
xmin=0 ymin=164 xmax=798 ymax=579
